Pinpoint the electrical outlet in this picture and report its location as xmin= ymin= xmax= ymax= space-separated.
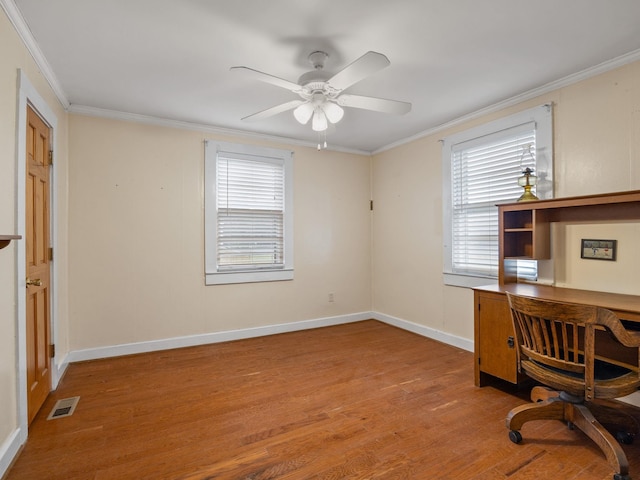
xmin=328 ymin=293 xmax=335 ymax=303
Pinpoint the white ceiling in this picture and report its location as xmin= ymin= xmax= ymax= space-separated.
xmin=8 ymin=0 xmax=640 ymax=153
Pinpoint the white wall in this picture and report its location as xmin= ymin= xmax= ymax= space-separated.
xmin=0 ymin=6 xmax=69 ymax=474
xmin=554 ymin=62 xmax=640 ymax=196
xmin=554 ymin=222 xmax=640 ymax=295
xmin=67 ymin=116 xmax=372 ymax=351
xmin=371 ymin=60 xmax=640 ymax=344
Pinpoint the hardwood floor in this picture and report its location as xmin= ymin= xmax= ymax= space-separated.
xmin=5 ymin=320 xmax=639 ymax=480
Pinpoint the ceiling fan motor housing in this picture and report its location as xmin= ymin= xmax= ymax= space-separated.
xmin=308 ymin=51 xmax=328 ymax=69
xmin=297 ymin=51 xmax=340 ymax=97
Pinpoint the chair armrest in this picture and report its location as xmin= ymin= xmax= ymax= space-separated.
xmin=598 ymin=309 xmax=640 ymax=347
xmin=627 ymin=330 xmax=640 ymax=347
xmin=614 ymin=329 xmax=640 ymax=348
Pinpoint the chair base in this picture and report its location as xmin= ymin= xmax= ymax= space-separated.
xmin=506 ymin=387 xmax=635 ymax=479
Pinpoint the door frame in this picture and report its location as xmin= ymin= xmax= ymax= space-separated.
xmin=15 ymin=69 xmax=61 ymax=437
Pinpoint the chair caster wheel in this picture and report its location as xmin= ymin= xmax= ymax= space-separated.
xmin=613 ymin=474 xmax=631 ymax=480
xmin=616 ymin=431 xmax=634 ymax=445
xmin=509 ymin=430 xmax=522 ymax=444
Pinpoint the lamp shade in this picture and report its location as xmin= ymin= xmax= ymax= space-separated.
xmin=321 ymin=101 xmax=344 ymax=124
xmin=517 ymin=167 xmax=538 ymax=187
xmin=293 ymin=102 xmax=314 ymax=125
xmin=312 ymin=109 xmax=328 ymax=132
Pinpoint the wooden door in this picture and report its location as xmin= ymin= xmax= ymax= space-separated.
xmin=25 ymin=105 xmax=52 ymax=424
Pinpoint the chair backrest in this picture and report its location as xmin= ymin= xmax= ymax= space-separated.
xmin=507 ymin=293 xmax=593 ymax=374
xmin=506 ymin=292 xmax=640 ymax=400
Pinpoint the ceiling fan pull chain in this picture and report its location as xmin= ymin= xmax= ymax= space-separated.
xmin=317 ymin=130 xmax=328 ymax=150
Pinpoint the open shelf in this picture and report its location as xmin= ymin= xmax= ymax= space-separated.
xmin=0 ymin=235 xmax=21 ymax=250
xmin=503 ymin=231 xmax=533 ymax=258
xmin=498 ymin=189 xmax=640 ymax=285
xmin=503 ymin=210 xmax=533 ymax=230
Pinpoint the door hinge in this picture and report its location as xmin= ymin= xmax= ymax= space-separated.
xmin=370 ymin=200 xmax=374 ymax=211
xmin=49 ymin=247 xmax=53 ymax=261
xmin=48 ymin=150 xmax=53 ymax=165
xmin=49 ymin=344 xmax=55 ymax=358
xmin=478 ymin=357 xmax=481 ymax=365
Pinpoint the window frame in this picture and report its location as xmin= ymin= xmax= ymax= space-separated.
xmin=442 ymin=104 xmax=553 ymax=288
xmin=204 ymin=140 xmax=294 ymax=285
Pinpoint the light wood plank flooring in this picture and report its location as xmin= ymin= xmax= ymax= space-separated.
xmin=5 ymin=320 xmax=639 ymax=479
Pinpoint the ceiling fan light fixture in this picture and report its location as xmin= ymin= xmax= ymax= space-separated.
xmin=293 ymin=102 xmax=314 ymax=124
xmin=322 ymin=101 xmax=344 ymax=124
xmin=312 ymin=109 xmax=328 ymax=132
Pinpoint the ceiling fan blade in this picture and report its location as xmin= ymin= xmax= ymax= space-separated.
xmin=337 ymin=94 xmax=411 ymax=115
xmin=241 ymin=100 xmax=305 ymax=122
xmin=328 ymin=51 xmax=390 ymax=91
xmin=231 ymin=66 xmax=302 ymax=92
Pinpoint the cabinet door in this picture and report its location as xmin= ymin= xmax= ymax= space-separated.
xmin=474 ymin=291 xmax=518 ymax=385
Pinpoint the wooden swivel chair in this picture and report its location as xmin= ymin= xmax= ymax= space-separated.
xmin=505 ymin=293 xmax=640 ymax=480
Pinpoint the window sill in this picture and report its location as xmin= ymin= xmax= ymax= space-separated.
xmin=206 ymin=269 xmax=294 ymax=285
xmin=443 ymin=273 xmax=497 ymax=289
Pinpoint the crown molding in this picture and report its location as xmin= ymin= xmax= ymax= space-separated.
xmin=1 ymin=0 xmax=69 ymax=109
xmin=68 ymin=104 xmax=370 ymax=156
xmin=373 ymin=47 xmax=640 ymax=155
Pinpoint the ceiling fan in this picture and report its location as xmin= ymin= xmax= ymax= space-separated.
xmin=231 ymin=51 xmax=411 ymax=133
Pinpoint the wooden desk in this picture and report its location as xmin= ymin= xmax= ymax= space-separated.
xmin=479 ymin=190 xmax=640 ymax=390
xmin=474 ymin=283 xmax=640 ymax=387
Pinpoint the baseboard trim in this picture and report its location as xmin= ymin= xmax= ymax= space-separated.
xmin=66 ymin=312 xmax=374 ymax=364
xmin=51 ymin=358 xmax=69 ymax=389
xmin=64 ymin=311 xmax=473 ymax=368
xmin=373 ymin=312 xmax=474 ymax=352
xmin=0 ymin=428 xmax=25 ymax=480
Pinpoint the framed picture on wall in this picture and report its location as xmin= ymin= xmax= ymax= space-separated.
xmin=581 ymin=239 xmax=617 ymax=261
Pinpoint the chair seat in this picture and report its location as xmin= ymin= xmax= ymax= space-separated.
xmin=522 ymin=358 xmax=640 ymax=399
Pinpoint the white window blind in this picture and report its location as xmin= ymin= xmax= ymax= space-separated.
xmin=205 ymin=141 xmax=293 ymax=285
xmin=216 ymin=154 xmax=284 ymax=271
xmin=442 ymin=104 xmax=553 ymax=287
xmin=451 ymin=124 xmax=535 ymax=278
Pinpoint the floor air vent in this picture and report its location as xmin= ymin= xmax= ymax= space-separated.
xmin=47 ymin=396 xmax=80 ymax=420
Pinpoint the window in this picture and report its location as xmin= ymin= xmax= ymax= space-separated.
xmin=205 ymin=141 xmax=294 ymax=285
xmin=442 ymin=105 xmax=553 ymax=287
